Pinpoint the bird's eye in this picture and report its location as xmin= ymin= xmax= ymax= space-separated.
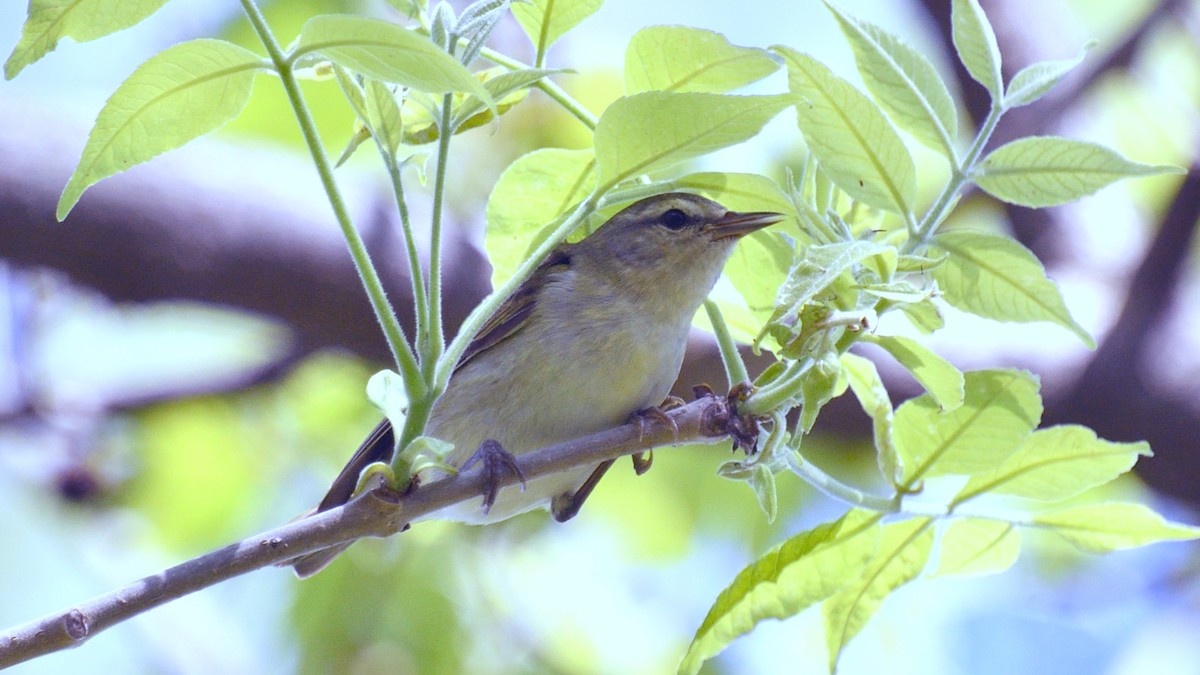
xmin=660 ymin=208 xmax=688 ymax=230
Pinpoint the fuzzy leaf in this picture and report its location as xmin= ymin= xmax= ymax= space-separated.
xmin=593 ymin=92 xmax=791 ymax=191
xmin=823 ymin=517 xmax=934 ymax=671
xmin=624 ymin=25 xmax=779 ymax=94
xmin=956 ymin=425 xmax=1149 ymax=504
xmin=951 ymin=0 xmax=1002 ymax=97
xmin=679 ymin=511 xmax=881 ymax=675
xmin=827 ymin=2 xmax=957 ymax=159
xmin=58 ymin=39 xmax=262 ymax=219
xmin=841 ymin=353 xmax=900 ymax=484
xmin=974 ymin=136 xmax=1184 ymax=208
xmin=932 ymin=229 xmax=1095 ymax=348
xmin=1035 ymin=503 xmax=1200 ymax=553
xmin=5 ymin=0 xmax=168 ymax=79
xmin=894 ymin=369 xmax=1042 ymax=484
xmin=1003 ymin=45 xmax=1090 ymax=108
xmin=936 ymin=519 xmax=1020 ymax=576
xmin=866 ymin=334 xmax=964 ymax=411
xmin=776 ymin=47 xmax=916 ymax=214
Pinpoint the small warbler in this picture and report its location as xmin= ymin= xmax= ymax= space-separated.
xmin=292 ymin=192 xmax=781 ymax=576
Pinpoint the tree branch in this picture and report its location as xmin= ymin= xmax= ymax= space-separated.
xmin=0 ymin=393 xmax=743 ymax=668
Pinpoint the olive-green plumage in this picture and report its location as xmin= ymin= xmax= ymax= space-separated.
xmin=292 ymin=192 xmax=781 ymax=576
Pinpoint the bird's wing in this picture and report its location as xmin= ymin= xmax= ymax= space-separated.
xmin=315 ymin=418 xmax=395 ymax=512
xmin=454 ymin=245 xmax=573 ymax=372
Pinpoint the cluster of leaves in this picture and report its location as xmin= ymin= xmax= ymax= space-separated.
xmin=8 ymin=0 xmax=1196 ymax=672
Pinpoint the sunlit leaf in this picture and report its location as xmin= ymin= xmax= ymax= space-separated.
xmin=974 ymin=136 xmax=1184 ymax=208
xmin=894 ymin=369 xmax=1042 ymax=484
xmin=865 ymin=334 xmax=964 ymax=411
xmin=5 ymin=0 xmax=168 ymax=79
xmin=841 ymin=353 xmax=900 ymax=483
xmin=823 ymin=517 xmax=934 ymax=671
xmin=593 ymin=92 xmax=791 ymax=191
xmin=624 ymin=25 xmax=779 ymax=94
xmin=58 ymin=39 xmax=263 ymax=219
xmin=294 ymin=15 xmax=493 ymax=105
xmin=936 ymin=519 xmax=1019 ymax=576
xmin=1035 ymin=503 xmax=1200 ymax=553
xmin=512 ymin=0 xmax=603 ymax=58
xmin=932 ymin=229 xmax=1095 ymax=347
xmin=951 ymin=0 xmax=1002 ymax=98
xmin=772 ymin=240 xmax=890 ymax=321
xmin=776 ymin=47 xmax=916 ymax=214
xmin=486 ymin=148 xmax=596 ymax=286
xmin=1003 ymin=45 xmax=1091 ymax=108
xmin=679 ymin=510 xmax=881 ymax=675
xmin=956 ymin=425 xmax=1149 ymax=504
xmin=826 ymin=2 xmax=957 ymax=159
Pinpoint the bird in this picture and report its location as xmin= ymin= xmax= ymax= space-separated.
xmin=291 ymin=192 xmax=782 ymax=576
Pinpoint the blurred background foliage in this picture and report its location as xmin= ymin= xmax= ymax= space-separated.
xmin=1 ymin=0 xmax=1199 ymax=673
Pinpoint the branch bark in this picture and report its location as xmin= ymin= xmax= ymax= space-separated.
xmin=0 ymin=393 xmax=741 ymax=668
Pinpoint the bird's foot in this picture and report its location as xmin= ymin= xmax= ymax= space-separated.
xmin=461 ymin=439 xmax=526 ymax=514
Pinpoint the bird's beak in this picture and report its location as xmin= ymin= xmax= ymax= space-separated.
xmin=708 ymin=210 xmax=785 ymax=240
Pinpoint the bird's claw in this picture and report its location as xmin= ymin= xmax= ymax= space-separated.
xmin=461 ymin=439 xmax=526 ymax=514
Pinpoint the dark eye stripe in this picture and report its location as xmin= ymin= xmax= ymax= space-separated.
xmin=661 ymin=208 xmax=688 ymax=230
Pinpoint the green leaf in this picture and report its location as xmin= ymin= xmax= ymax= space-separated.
xmin=775 ymin=47 xmax=916 ymax=214
xmin=512 ymin=0 xmax=603 ymax=58
xmin=294 ymin=15 xmax=494 ymax=105
xmin=365 ymin=80 xmax=405 ymax=156
xmin=624 ymin=25 xmax=780 ymax=95
xmin=956 ymin=425 xmax=1150 ymax=504
xmin=58 ymin=39 xmax=263 ymax=220
xmin=772 ymin=240 xmax=891 ymax=321
xmin=898 ymin=297 xmax=945 ymax=334
xmin=841 ymin=353 xmax=900 ymax=484
xmin=893 ymin=369 xmax=1042 ymax=484
xmin=678 ymin=511 xmax=881 ymax=675
xmin=974 ymin=136 xmax=1184 ymax=208
xmin=593 ymin=92 xmax=791 ymax=191
xmin=1035 ymin=503 xmax=1200 ymax=553
xmin=800 ymin=351 xmax=844 ymax=432
xmin=450 ymin=67 xmax=559 ymax=130
xmin=826 ymin=2 xmax=958 ymax=159
xmin=366 ymin=369 xmax=409 ymax=430
xmin=1004 ymin=45 xmax=1091 ymax=109
xmin=750 ymin=463 xmax=778 ymax=523
xmin=936 ymin=519 xmax=1020 ymax=576
xmin=485 ymin=148 xmax=597 ymax=286
xmin=865 ymin=334 xmax=964 ymax=411
xmin=823 ymin=517 xmax=934 ymax=671
xmin=5 ymin=0 xmax=168 ymax=79
xmin=932 ymin=229 xmax=1095 ymax=348
xmin=951 ymin=0 xmax=1002 ymax=98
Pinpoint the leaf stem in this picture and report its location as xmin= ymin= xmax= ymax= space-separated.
xmin=704 ymin=299 xmax=749 ymax=387
xmin=238 ymin=0 xmax=424 ymax=398
xmin=786 ymin=450 xmax=901 ymax=512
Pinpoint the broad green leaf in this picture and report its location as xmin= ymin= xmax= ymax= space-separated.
xmin=5 ymin=0 xmax=167 ymax=79
xmin=512 ymin=0 xmax=603 ymax=58
xmin=865 ymin=334 xmax=964 ymax=411
xmin=974 ymin=136 xmax=1183 ymax=208
xmin=800 ymin=351 xmax=844 ymax=431
xmin=841 ymin=352 xmax=900 ymax=483
xmin=894 ymin=369 xmax=1042 ymax=484
xmin=624 ymin=25 xmax=780 ymax=95
xmin=294 ymin=15 xmax=493 ymax=105
xmin=936 ymin=519 xmax=1020 ymax=576
xmin=1004 ymin=45 xmax=1091 ymax=108
xmin=1035 ymin=503 xmax=1200 ymax=553
xmin=898 ymin=297 xmax=945 ymax=334
xmin=772 ymin=240 xmax=891 ymax=321
xmin=826 ymin=3 xmax=958 ymax=159
xmin=951 ymin=0 xmax=1002 ymax=98
xmin=679 ymin=511 xmax=881 ymax=675
xmin=776 ymin=47 xmax=916 ymax=214
xmin=58 ymin=39 xmax=263 ymax=220
xmin=932 ymin=229 xmax=1095 ymax=347
xmin=365 ymin=80 xmax=405 ymax=156
xmin=593 ymin=92 xmax=791 ymax=191
xmin=823 ymin=517 xmax=934 ymax=672
xmin=673 ymin=172 xmax=797 ymax=222
xmin=956 ymin=425 xmax=1149 ymax=504
xmin=486 ymin=148 xmax=596 ymax=286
